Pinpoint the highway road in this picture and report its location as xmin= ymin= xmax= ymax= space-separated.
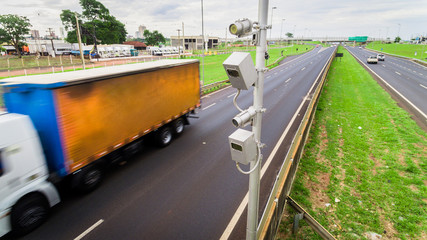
xmin=8 ymin=46 xmax=336 ymax=240
xmin=346 ymin=47 xmax=427 ymax=127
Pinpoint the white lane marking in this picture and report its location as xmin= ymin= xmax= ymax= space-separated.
xmin=75 ymin=219 xmax=104 ymax=240
xmin=274 ymin=72 xmax=278 ymax=75
xmin=301 ymin=67 xmax=306 ymax=71
xmin=285 ymin=78 xmax=292 ymax=83
xmin=267 ymin=76 xmax=271 ymax=79
xmin=395 ymin=71 xmax=401 ymax=75
xmin=382 ymin=65 xmax=386 ymax=67
xmin=202 ymin=103 xmax=216 ymax=110
xmin=227 ymin=93 xmax=236 ymax=98
xmin=201 ymin=85 xmax=232 ymax=99
xmin=420 ymin=73 xmax=423 ymax=76
xmin=420 ymin=84 xmax=427 ymax=90
xmin=220 ymin=49 xmax=335 ymax=240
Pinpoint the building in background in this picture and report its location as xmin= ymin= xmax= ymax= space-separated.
xmin=30 ymin=30 xmax=40 ymax=40
xmin=170 ymin=35 xmax=219 ymax=50
xmin=123 ymin=41 xmax=147 ymax=50
xmin=135 ymin=25 xmax=147 ymax=39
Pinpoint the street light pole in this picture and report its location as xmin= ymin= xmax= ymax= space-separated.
xmin=397 ymin=23 xmax=401 ymax=41
xmin=269 ymin=6 xmax=277 ymax=42
xmin=280 ymin=19 xmax=285 ymax=45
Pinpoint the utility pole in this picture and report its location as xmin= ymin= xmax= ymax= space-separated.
xmin=75 ymin=13 xmax=85 ymax=69
xmin=225 ymin=27 xmax=228 ymax=52
xmin=47 ymin=28 xmax=56 ymax=57
xmin=224 ymin=3 xmax=269 ymax=238
xmin=182 ymin=22 xmax=185 ymax=52
xmin=248 ymin=1 xmax=268 ymax=239
xmin=177 ymin=29 xmax=181 ymax=58
xmin=201 ymin=0 xmax=205 ymax=85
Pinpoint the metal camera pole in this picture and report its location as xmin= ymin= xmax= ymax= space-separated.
xmin=247 ymin=0 xmax=268 ymax=239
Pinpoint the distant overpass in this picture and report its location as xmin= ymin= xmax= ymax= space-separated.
xmin=268 ymin=37 xmax=383 ymax=43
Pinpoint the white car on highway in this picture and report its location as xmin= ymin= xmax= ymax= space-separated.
xmin=367 ymin=56 xmax=378 ymax=64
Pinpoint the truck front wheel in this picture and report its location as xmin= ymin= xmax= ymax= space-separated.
xmin=11 ymin=194 xmax=49 ymax=236
xmin=73 ymin=165 xmax=103 ymax=193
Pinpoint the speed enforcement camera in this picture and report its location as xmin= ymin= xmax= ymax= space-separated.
xmin=229 ymin=129 xmax=257 ymax=165
xmin=223 ymin=52 xmax=257 ymax=90
xmin=229 ymin=18 xmax=252 ymax=37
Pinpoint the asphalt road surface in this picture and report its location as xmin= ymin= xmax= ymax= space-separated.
xmin=10 ymin=46 xmax=336 ymax=240
xmin=346 ymin=47 xmax=427 ymax=127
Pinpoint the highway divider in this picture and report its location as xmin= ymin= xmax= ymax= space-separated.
xmin=257 ymin=46 xmax=337 ymax=239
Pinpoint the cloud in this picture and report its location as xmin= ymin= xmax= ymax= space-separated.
xmin=1 ymin=0 xmax=425 ymax=40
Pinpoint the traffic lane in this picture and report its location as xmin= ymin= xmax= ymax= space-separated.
xmin=228 ymin=47 xmax=336 ymax=239
xmin=371 ymin=64 xmax=427 ymax=114
xmin=19 ymin=99 xmax=249 ymax=240
xmin=357 ymin=47 xmax=427 ymax=84
xmin=347 ymin=47 xmax=427 ymax=115
xmin=17 ymin=47 xmax=334 ymax=240
xmin=93 ymin=52 xmax=334 ymax=240
xmin=17 ymin=64 xmax=287 ymax=240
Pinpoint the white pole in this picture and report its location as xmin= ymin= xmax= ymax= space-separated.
xmin=247 ymin=0 xmax=268 ymax=239
xmin=201 ymin=0 xmax=205 ymax=85
xmin=75 ymin=13 xmax=85 ymax=70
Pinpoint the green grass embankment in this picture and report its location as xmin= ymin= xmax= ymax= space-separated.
xmin=277 ymin=46 xmax=427 ymax=240
xmin=367 ymin=42 xmax=427 ymax=62
xmin=191 ymin=44 xmax=314 ymax=85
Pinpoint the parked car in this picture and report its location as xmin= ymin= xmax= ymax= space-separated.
xmin=367 ymin=56 xmax=378 ymax=64
xmin=377 ymin=54 xmax=385 ymax=61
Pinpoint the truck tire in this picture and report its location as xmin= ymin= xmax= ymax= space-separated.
xmin=172 ymin=118 xmax=185 ymax=137
xmin=155 ymin=126 xmax=173 ymax=147
xmin=11 ymin=194 xmax=49 ymax=236
xmin=74 ymin=165 xmax=103 ymax=193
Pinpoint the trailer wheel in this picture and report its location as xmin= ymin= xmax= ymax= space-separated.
xmin=172 ymin=118 xmax=185 ymax=137
xmin=155 ymin=126 xmax=173 ymax=147
xmin=11 ymin=194 xmax=49 ymax=236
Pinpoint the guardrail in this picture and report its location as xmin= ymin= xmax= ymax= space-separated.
xmin=257 ymin=46 xmax=337 ymax=239
xmin=201 ymin=79 xmax=230 ymax=94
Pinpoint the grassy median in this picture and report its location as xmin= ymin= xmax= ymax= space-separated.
xmin=277 ymin=46 xmax=426 ymax=239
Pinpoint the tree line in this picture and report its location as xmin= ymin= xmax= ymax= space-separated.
xmin=0 ymin=0 xmax=166 ymax=58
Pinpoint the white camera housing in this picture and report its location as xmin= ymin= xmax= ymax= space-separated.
xmin=223 ymin=52 xmax=257 ymax=90
xmin=232 ymin=106 xmax=256 ymax=128
xmin=229 ymin=19 xmax=253 ymax=37
xmin=228 ymin=129 xmax=257 ymax=165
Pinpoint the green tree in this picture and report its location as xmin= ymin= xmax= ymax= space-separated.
xmin=0 ymin=14 xmax=32 ymax=58
xmin=143 ymin=30 xmax=166 ymax=46
xmin=394 ymin=36 xmax=401 ymax=43
xmin=285 ymin=32 xmax=293 ymax=38
xmin=60 ymin=0 xmax=126 ymax=45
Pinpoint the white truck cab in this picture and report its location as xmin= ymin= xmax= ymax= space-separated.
xmin=0 ymin=112 xmax=60 ymax=237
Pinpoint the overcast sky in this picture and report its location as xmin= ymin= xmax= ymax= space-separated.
xmin=1 ymin=0 xmax=426 ymax=41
